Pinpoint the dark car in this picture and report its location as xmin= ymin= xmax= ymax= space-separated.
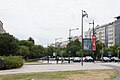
xmin=84 ymin=56 xmax=94 ymax=62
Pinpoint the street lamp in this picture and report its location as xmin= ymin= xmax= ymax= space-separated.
xmin=89 ymin=20 xmax=95 ymax=62
xmin=117 ymin=50 xmax=119 ymax=64
xmin=69 ymin=28 xmax=79 ymax=41
xmin=55 ymin=37 xmax=62 ymax=64
xmin=68 ymin=28 xmax=79 ymax=64
xmin=81 ymin=10 xmax=88 ymax=66
xmin=55 ymin=38 xmax=62 ymax=47
xmin=89 ymin=20 xmax=94 ymax=36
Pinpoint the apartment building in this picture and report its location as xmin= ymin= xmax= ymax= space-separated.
xmin=85 ymin=19 xmax=117 ymax=47
xmin=114 ymin=16 xmax=120 ymax=45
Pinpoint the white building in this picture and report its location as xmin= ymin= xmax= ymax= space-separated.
xmin=50 ymin=36 xmax=82 ymax=48
xmin=85 ymin=22 xmax=115 ymax=47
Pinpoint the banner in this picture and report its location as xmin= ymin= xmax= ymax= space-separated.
xmin=92 ymin=36 xmax=96 ymax=51
xmin=83 ymin=38 xmax=92 ymax=51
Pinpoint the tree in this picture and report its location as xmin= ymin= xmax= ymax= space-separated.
xmin=19 ymin=46 xmax=30 ymax=60
xmin=109 ymin=45 xmax=119 ymax=56
xmin=104 ymin=47 xmax=111 ymax=57
xmin=95 ymin=40 xmax=105 ymax=58
xmin=0 ymin=33 xmax=19 ymax=56
xmin=30 ymin=45 xmax=45 ymax=59
xmin=28 ymin=37 xmax=35 ymax=45
xmin=19 ymin=40 xmax=34 ymax=51
xmin=19 ymin=40 xmax=33 ymax=47
xmin=66 ymin=39 xmax=82 ymax=57
xmin=45 ymin=46 xmax=55 ymax=57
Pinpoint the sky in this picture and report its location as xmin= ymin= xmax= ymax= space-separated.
xmin=0 ymin=0 xmax=120 ymax=46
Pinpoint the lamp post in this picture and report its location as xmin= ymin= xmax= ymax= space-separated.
xmin=55 ymin=37 xmax=62 ymax=64
xmin=118 ymin=50 xmax=119 ymax=64
xmin=89 ymin=20 xmax=94 ymax=36
xmin=68 ymin=28 xmax=79 ymax=64
xmin=81 ymin=10 xmax=88 ymax=66
xmin=89 ymin=20 xmax=95 ymax=62
xmin=55 ymin=38 xmax=62 ymax=47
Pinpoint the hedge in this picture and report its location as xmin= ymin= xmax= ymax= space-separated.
xmin=0 ymin=56 xmax=23 ymax=70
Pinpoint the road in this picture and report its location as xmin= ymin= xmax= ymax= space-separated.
xmin=0 ymin=61 xmax=120 ymax=80
xmin=0 ymin=62 xmax=113 ymax=75
xmin=100 ymin=63 xmax=120 ymax=80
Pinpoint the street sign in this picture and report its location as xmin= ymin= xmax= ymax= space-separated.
xmin=108 ymin=51 xmax=112 ymax=57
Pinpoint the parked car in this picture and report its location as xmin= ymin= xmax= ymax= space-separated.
xmin=111 ymin=57 xmax=119 ymax=62
xmin=84 ymin=56 xmax=94 ymax=62
xmin=73 ymin=57 xmax=80 ymax=62
xmin=64 ymin=57 xmax=69 ymax=61
xmin=100 ymin=57 xmax=111 ymax=62
xmin=70 ymin=57 xmax=74 ymax=61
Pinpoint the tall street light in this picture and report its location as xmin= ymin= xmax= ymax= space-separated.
xmin=55 ymin=38 xmax=62 ymax=47
xmin=81 ymin=10 xmax=88 ymax=66
xmin=89 ymin=20 xmax=94 ymax=36
xmin=89 ymin=20 xmax=95 ymax=62
xmin=55 ymin=37 xmax=62 ymax=64
xmin=68 ymin=28 xmax=79 ymax=64
xmin=117 ymin=50 xmax=119 ymax=64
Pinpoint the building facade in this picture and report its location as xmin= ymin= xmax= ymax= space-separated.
xmin=0 ymin=21 xmax=6 ymax=33
xmin=85 ymin=18 xmax=119 ymax=47
xmin=114 ymin=16 xmax=120 ymax=46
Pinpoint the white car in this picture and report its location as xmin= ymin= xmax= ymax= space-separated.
xmin=111 ymin=57 xmax=119 ymax=62
xmin=100 ymin=57 xmax=110 ymax=62
xmin=73 ymin=57 xmax=80 ymax=62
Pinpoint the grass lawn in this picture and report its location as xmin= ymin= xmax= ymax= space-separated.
xmin=0 ymin=69 xmax=117 ymax=80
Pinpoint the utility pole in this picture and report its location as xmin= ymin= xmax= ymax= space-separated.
xmin=89 ymin=20 xmax=95 ymax=62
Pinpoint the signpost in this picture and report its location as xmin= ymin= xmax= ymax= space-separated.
xmin=53 ymin=52 xmax=56 ymax=57
xmin=100 ymin=50 xmax=104 ymax=62
xmin=108 ymin=51 xmax=112 ymax=57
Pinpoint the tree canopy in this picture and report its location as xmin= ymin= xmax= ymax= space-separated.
xmin=0 ymin=33 xmax=19 ymax=56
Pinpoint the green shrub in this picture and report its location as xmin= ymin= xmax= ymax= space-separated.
xmin=0 ymin=56 xmax=23 ymax=70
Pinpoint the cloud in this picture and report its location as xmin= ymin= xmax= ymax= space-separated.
xmin=0 ymin=0 xmax=120 ymax=46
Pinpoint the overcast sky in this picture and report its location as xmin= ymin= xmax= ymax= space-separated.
xmin=0 ymin=0 xmax=120 ymax=46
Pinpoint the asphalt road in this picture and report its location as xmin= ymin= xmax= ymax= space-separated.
xmin=0 ymin=61 xmax=120 ymax=80
xmin=0 ymin=62 xmax=113 ymax=75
